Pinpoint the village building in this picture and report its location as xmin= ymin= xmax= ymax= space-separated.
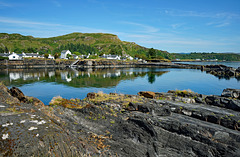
xmin=72 ymin=54 xmax=79 ymax=59
xmin=8 ymin=52 xmax=22 ymax=60
xmin=101 ymin=54 xmax=121 ymax=60
xmin=22 ymin=52 xmax=43 ymax=58
xmin=48 ymin=54 xmax=55 ymax=59
xmin=60 ymin=50 xmax=72 ymax=59
xmin=0 ymin=53 xmax=10 ymax=58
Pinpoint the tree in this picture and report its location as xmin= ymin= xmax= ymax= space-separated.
xmin=0 ymin=48 xmax=4 ymax=53
xmin=4 ymin=47 xmax=9 ymax=53
xmin=67 ymin=54 xmax=72 ymax=59
xmin=148 ymin=48 xmax=156 ymax=59
xmin=54 ymin=53 xmax=60 ymax=59
xmin=14 ymin=48 xmax=22 ymax=54
xmin=73 ymin=51 xmax=80 ymax=55
xmin=44 ymin=53 xmax=49 ymax=59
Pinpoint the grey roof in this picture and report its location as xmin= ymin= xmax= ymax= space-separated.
xmin=101 ymin=54 xmax=119 ymax=58
xmin=0 ymin=53 xmax=9 ymax=57
xmin=61 ymin=50 xmax=70 ymax=54
xmin=24 ymin=53 xmax=40 ymax=57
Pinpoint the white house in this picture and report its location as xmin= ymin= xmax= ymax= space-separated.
xmin=48 ymin=54 xmax=55 ymax=59
xmin=101 ymin=54 xmax=121 ymax=60
xmin=22 ymin=52 xmax=43 ymax=58
xmin=127 ymin=55 xmax=133 ymax=61
xmin=72 ymin=54 xmax=79 ymax=59
xmin=0 ymin=53 xmax=9 ymax=58
xmin=9 ymin=52 xmax=22 ymax=60
xmin=60 ymin=50 xmax=72 ymax=59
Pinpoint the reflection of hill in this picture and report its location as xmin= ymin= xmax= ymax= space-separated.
xmin=0 ymin=68 xmax=169 ymax=88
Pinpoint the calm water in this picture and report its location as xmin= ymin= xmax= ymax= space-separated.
xmin=0 ymin=62 xmax=239 ymax=105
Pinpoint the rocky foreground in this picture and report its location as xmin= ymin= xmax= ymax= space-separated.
xmin=0 ymin=84 xmax=240 ymax=157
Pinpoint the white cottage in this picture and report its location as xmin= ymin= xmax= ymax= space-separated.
xmin=101 ymin=54 xmax=121 ymax=60
xmin=48 ymin=54 xmax=55 ymax=59
xmin=60 ymin=50 xmax=72 ymax=59
xmin=22 ymin=52 xmax=43 ymax=58
xmin=9 ymin=52 xmax=22 ymax=60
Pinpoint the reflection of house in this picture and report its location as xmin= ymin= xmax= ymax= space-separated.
xmin=60 ymin=50 xmax=71 ymax=59
xmin=48 ymin=71 xmax=55 ymax=77
xmin=102 ymin=70 xmax=121 ymax=78
xmin=60 ymin=71 xmax=72 ymax=82
xmin=9 ymin=72 xmax=22 ymax=81
xmin=101 ymin=54 xmax=121 ymax=60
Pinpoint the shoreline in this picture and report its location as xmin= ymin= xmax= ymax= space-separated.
xmin=0 ymin=59 xmax=239 ymax=80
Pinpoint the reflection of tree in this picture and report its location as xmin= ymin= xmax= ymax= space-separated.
xmin=147 ymin=72 xmax=156 ymax=84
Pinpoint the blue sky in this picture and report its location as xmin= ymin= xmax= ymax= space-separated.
xmin=0 ymin=0 xmax=240 ymax=53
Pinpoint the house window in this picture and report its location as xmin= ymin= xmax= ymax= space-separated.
xmin=13 ymin=56 xmax=15 ymax=58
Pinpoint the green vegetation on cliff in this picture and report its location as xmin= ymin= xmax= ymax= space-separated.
xmin=0 ymin=32 xmax=171 ymax=59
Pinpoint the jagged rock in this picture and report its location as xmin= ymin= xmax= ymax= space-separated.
xmin=203 ymin=64 xmax=237 ymax=78
xmin=9 ymin=87 xmax=28 ymax=102
xmin=127 ymin=102 xmax=171 ymax=116
xmin=138 ymin=91 xmax=155 ymax=98
xmin=0 ymin=84 xmax=19 ymax=104
xmin=205 ymin=95 xmax=240 ymax=111
xmin=26 ymin=96 xmax=45 ymax=107
xmin=222 ymin=88 xmax=240 ymax=99
xmin=1 ymin=84 xmax=240 ymax=156
xmin=87 ymin=92 xmax=96 ymax=99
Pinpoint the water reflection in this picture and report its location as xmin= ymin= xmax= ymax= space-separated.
xmin=147 ymin=73 xmax=155 ymax=84
xmin=0 ymin=68 xmax=169 ymax=87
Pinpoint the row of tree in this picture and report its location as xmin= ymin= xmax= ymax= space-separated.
xmin=0 ymin=47 xmax=38 ymax=54
xmin=52 ymin=43 xmax=99 ymax=55
xmin=173 ymin=52 xmax=240 ymax=61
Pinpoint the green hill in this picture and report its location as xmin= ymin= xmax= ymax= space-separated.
xmin=0 ymin=32 xmax=171 ymax=60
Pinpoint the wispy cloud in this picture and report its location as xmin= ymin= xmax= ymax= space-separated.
xmin=207 ymin=21 xmax=230 ymax=28
xmin=0 ymin=17 xmax=110 ymax=37
xmin=0 ymin=17 xmax=61 ymax=27
xmin=120 ymin=21 xmax=159 ymax=33
xmin=163 ymin=9 xmax=240 ymax=28
xmin=0 ymin=1 xmax=13 ymax=7
xmin=163 ymin=9 xmax=240 ymax=19
xmin=51 ymin=0 xmax=61 ymax=7
xmin=171 ymin=23 xmax=185 ymax=29
xmin=139 ymin=39 xmax=223 ymax=46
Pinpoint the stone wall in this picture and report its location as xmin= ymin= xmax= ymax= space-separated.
xmin=0 ymin=59 xmax=73 ymax=69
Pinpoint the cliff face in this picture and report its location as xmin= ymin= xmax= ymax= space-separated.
xmin=0 ymin=84 xmax=240 ymax=156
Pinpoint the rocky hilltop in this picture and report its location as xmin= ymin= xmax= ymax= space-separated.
xmin=0 ymin=84 xmax=240 ymax=156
